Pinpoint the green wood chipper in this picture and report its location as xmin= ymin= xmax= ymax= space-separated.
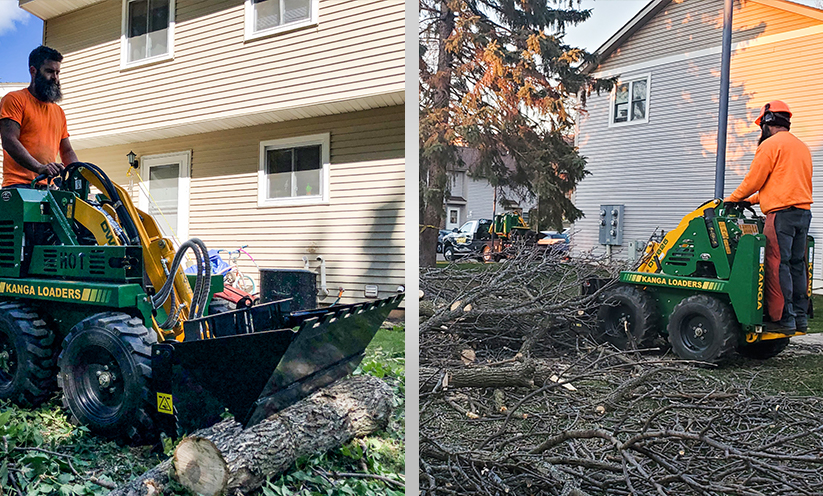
xmin=0 ymin=162 xmax=402 ymax=443
xmin=595 ymin=199 xmax=812 ymax=363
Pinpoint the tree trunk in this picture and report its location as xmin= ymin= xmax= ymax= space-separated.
xmin=419 ymin=0 xmax=456 ymax=268
xmin=109 ymin=375 xmax=394 ymax=496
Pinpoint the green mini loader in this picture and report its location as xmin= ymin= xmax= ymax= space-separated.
xmin=0 ymin=162 xmax=402 ymax=443
xmin=595 ymin=199 xmax=812 ymax=363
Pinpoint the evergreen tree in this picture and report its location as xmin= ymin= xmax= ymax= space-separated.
xmin=419 ymin=0 xmax=612 ymax=266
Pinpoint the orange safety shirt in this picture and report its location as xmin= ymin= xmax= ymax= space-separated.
xmin=0 ymin=88 xmax=69 ymax=187
xmin=726 ymin=131 xmax=813 ymax=214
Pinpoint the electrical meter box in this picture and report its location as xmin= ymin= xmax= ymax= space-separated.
xmin=599 ymin=205 xmax=624 ymax=246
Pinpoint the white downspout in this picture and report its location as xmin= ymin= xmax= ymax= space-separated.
xmin=316 ymin=256 xmax=329 ymax=296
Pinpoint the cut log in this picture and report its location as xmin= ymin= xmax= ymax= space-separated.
xmin=109 ymin=375 xmax=395 ymax=496
xmin=421 ymin=362 xmax=536 ymax=389
xmin=420 ymin=361 xmax=574 ymax=390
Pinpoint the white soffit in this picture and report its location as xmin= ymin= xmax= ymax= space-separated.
xmin=19 ymin=0 xmax=106 ymax=20
xmin=70 ymin=90 xmax=405 ymax=150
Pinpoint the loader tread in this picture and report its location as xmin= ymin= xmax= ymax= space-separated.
xmin=0 ymin=301 xmax=58 ymax=407
xmin=58 ymin=312 xmax=157 ymax=445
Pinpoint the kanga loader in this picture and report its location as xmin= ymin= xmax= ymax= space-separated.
xmin=0 ymin=162 xmax=402 ymax=443
xmin=595 ymin=199 xmax=812 ymax=363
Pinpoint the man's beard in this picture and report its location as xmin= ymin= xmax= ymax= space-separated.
xmin=32 ymin=71 xmax=62 ymax=103
xmin=758 ymin=125 xmax=773 ymax=145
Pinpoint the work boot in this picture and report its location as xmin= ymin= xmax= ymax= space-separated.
xmin=796 ymin=317 xmax=808 ymax=334
xmin=764 ymin=318 xmax=796 ymax=335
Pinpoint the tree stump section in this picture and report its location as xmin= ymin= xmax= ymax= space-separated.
xmin=109 ymin=375 xmax=394 ymax=496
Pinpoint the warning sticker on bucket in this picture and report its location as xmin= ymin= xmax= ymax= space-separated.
xmin=157 ymin=392 xmax=174 ymax=415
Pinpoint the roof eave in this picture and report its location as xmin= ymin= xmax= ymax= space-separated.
xmin=583 ymin=0 xmax=671 ymax=74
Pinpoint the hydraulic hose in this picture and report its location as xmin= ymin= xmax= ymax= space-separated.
xmin=152 ymin=238 xmax=212 ymax=329
xmin=60 ymin=162 xmax=141 ymax=244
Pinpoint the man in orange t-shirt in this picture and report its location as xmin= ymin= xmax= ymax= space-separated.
xmin=0 ymin=45 xmax=78 ymax=188
xmin=726 ymin=100 xmax=813 ymax=333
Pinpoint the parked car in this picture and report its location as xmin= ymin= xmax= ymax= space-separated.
xmin=441 ymin=219 xmax=493 ymax=261
xmin=436 ymin=229 xmax=453 ymax=253
xmin=538 ymin=230 xmax=570 ymax=253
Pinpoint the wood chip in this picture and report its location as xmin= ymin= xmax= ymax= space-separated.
xmin=550 ymin=374 xmax=577 ymax=391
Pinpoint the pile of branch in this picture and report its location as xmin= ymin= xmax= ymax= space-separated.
xmin=420 ymin=252 xmax=823 ymax=495
xmin=420 ymin=248 xmax=622 ymax=359
xmin=420 ymin=349 xmax=823 ymax=495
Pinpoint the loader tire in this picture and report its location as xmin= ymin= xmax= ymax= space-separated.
xmin=596 ymin=285 xmax=659 ymax=349
xmin=667 ymin=295 xmax=737 ymax=363
xmin=738 ymin=338 xmax=790 ymax=360
xmin=58 ymin=313 xmax=157 ymax=445
xmin=0 ymin=302 xmax=57 ymax=407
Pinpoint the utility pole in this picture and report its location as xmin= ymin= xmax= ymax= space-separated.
xmin=714 ymin=0 xmax=733 ymax=199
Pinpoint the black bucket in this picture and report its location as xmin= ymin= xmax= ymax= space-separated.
xmin=259 ymin=268 xmax=317 ymax=310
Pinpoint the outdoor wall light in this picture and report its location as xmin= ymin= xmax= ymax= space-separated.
xmin=126 ymin=150 xmax=139 ymax=169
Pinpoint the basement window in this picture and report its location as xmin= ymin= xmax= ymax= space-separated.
xmin=245 ymin=0 xmax=318 ymax=40
xmin=610 ymin=75 xmax=650 ymax=126
xmin=258 ymin=133 xmax=330 ymax=207
xmin=121 ymin=0 xmax=175 ymax=69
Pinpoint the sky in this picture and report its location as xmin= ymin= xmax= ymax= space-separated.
xmin=0 ymin=0 xmax=42 ymax=83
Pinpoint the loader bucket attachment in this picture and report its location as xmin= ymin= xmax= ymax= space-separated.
xmin=151 ymin=294 xmax=403 ymax=436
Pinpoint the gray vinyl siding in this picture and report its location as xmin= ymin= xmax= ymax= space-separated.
xmin=465 ymin=176 xmax=496 ymax=222
xmin=599 ymin=0 xmax=819 ymax=73
xmin=575 ymin=0 xmax=823 ymax=280
xmin=75 ymin=106 xmax=404 ymax=304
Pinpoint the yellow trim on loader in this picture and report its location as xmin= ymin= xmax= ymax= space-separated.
xmin=638 ymin=199 xmax=721 ymax=273
xmin=73 ymin=200 xmax=122 ymax=246
xmin=77 ymin=167 xmax=194 ymax=341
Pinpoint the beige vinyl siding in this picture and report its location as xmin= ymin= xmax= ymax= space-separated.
xmin=599 ymin=0 xmax=819 ymax=73
xmin=76 ymin=105 xmax=404 ymax=304
xmin=45 ymin=0 xmax=404 ymax=140
xmin=576 ymin=1 xmax=823 ymax=277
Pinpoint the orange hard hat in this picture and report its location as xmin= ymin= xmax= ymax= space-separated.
xmin=755 ymin=100 xmax=792 ymax=126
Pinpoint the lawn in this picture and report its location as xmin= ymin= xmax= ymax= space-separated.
xmin=0 ymin=325 xmax=406 ymax=496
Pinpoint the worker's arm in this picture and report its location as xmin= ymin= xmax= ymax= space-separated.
xmin=0 ymin=119 xmax=63 ymax=176
xmin=725 ymin=145 xmax=774 ymax=203
xmin=60 ymin=137 xmax=79 ymax=165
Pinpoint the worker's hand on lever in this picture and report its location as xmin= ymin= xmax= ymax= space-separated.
xmin=32 ymin=162 xmax=64 ymax=189
xmin=725 ymin=200 xmax=752 ymax=209
xmin=37 ymin=162 xmax=64 ymax=177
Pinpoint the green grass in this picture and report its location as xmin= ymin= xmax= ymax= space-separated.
xmin=806 ymin=293 xmax=823 ymax=334
xmin=366 ymin=325 xmax=405 ymax=356
xmin=0 ymin=326 xmax=406 ymax=496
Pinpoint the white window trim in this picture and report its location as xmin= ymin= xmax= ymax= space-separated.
xmin=608 ymin=74 xmax=651 ymax=127
xmin=258 ymin=133 xmax=330 ymax=208
xmin=138 ymin=150 xmax=191 ymax=243
xmin=244 ymin=0 xmax=319 ymax=42
xmin=120 ymin=0 xmax=176 ymax=71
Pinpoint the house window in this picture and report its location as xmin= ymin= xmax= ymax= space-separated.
xmin=245 ymin=0 xmax=317 ymax=40
xmin=611 ymin=76 xmax=649 ymax=125
xmin=258 ymin=133 xmax=330 ymax=207
xmin=122 ymin=0 xmax=175 ymax=68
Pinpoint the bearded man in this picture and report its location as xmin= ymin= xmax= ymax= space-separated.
xmin=0 ymin=45 xmax=79 ymax=188
xmin=725 ymin=100 xmax=813 ymax=334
